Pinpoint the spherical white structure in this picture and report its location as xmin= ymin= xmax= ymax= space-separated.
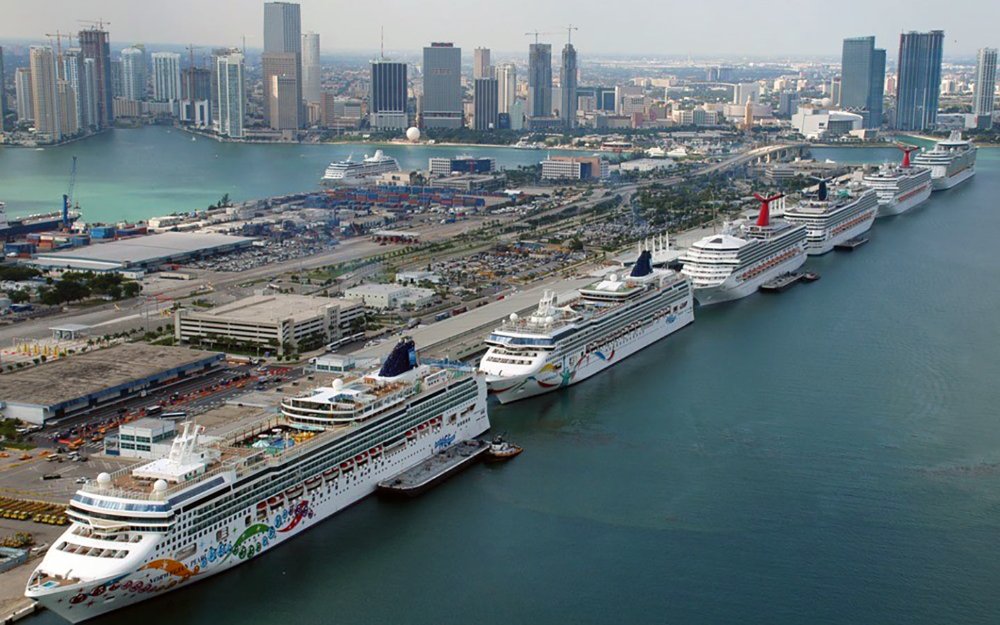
xmin=97 ymin=472 xmax=112 ymax=487
xmin=509 ymin=313 xmax=519 ymax=322
xmin=153 ymin=479 xmax=168 ymax=493
xmin=332 ymin=379 xmax=344 ymax=392
xmin=406 ymin=127 xmax=421 ymax=142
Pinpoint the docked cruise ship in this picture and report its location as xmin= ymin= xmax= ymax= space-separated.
xmin=320 ymin=150 xmax=401 ymax=185
xmin=863 ymin=146 xmax=933 ymax=217
xmin=478 ymin=251 xmax=693 ymax=404
xmin=782 ymin=180 xmax=879 ymax=254
xmin=911 ymin=131 xmax=977 ymax=190
xmin=680 ymin=195 xmax=807 ymax=305
xmin=26 ymin=340 xmax=489 ymax=623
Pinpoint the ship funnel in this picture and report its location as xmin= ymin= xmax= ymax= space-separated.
xmin=378 ymin=338 xmax=417 ymax=378
xmin=753 ymin=193 xmax=783 ymax=227
xmin=630 ymin=250 xmax=653 ymax=277
xmin=896 ymin=144 xmax=918 ymax=168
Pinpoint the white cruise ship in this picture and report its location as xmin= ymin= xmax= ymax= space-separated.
xmin=782 ymin=180 xmax=879 ymax=255
xmin=26 ymin=340 xmax=489 ymax=623
xmin=680 ymin=195 xmax=807 ymax=305
xmin=320 ymin=150 xmax=401 ymax=185
xmin=863 ymin=146 xmax=933 ymax=217
xmin=478 ymin=251 xmax=693 ymax=404
xmin=911 ymin=131 xmax=976 ymax=190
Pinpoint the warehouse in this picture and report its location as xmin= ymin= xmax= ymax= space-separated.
xmin=175 ymin=294 xmax=364 ymax=355
xmin=0 ymin=344 xmax=224 ymax=425
xmin=29 ymin=232 xmax=255 ymax=274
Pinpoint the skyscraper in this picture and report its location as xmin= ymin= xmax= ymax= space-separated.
xmin=181 ymin=67 xmax=211 ymax=125
xmin=152 ymin=52 xmax=182 ymax=102
xmin=972 ymin=47 xmax=997 ymax=130
xmin=528 ymin=43 xmax=552 ymax=118
xmin=473 ymin=48 xmax=491 ymax=80
xmin=560 ymin=43 xmax=578 ymax=128
xmin=120 ymin=47 xmax=146 ymax=101
xmin=494 ymin=63 xmax=516 ymax=114
xmin=422 ymin=43 xmax=462 ymax=128
xmin=302 ymin=32 xmax=321 ymax=104
xmin=840 ymin=36 xmax=885 ymax=129
xmin=895 ymin=30 xmax=944 ymax=131
xmin=216 ymin=52 xmax=245 ymax=138
xmin=263 ymin=1 xmax=302 ymax=129
xmin=57 ymin=80 xmax=78 ymax=136
xmin=474 ymin=77 xmax=499 ymax=131
xmin=370 ymin=60 xmax=407 ymax=130
xmin=62 ymin=50 xmax=91 ymax=130
xmin=79 ymin=26 xmax=113 ymax=127
xmin=15 ymin=67 xmax=34 ymax=122
xmin=29 ymin=46 xmax=60 ymax=142
xmin=0 ymin=46 xmax=6 ymax=129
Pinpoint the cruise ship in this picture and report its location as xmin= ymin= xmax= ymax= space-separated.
xmin=782 ymin=180 xmax=879 ymax=255
xmin=911 ymin=131 xmax=977 ymax=190
xmin=320 ymin=150 xmax=401 ymax=185
xmin=478 ymin=251 xmax=693 ymax=404
xmin=863 ymin=147 xmax=933 ymax=217
xmin=25 ymin=340 xmax=489 ymax=623
xmin=680 ymin=195 xmax=807 ymax=305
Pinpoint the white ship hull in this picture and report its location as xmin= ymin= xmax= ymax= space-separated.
xmin=28 ymin=408 xmax=489 ymax=623
xmin=485 ymin=307 xmax=694 ymax=404
xmin=692 ymin=249 xmax=806 ymax=306
xmin=876 ymin=182 xmax=932 ymax=217
xmin=931 ymin=165 xmax=975 ymax=191
xmin=805 ymin=206 xmax=878 ymax=255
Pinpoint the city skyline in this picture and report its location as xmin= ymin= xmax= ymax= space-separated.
xmin=0 ymin=0 xmax=996 ymax=58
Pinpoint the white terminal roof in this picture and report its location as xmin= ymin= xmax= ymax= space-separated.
xmin=32 ymin=232 xmax=255 ymax=270
xmin=190 ymin=294 xmax=360 ymax=324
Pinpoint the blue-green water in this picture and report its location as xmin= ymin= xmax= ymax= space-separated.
xmin=0 ymin=127 xmax=574 ymax=224
xmin=20 ymin=141 xmax=1000 ymax=624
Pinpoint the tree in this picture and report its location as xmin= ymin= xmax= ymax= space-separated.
xmin=7 ymin=290 xmax=30 ymax=304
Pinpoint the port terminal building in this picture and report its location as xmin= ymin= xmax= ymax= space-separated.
xmin=174 ymin=294 xmax=365 ymax=355
xmin=0 ymin=344 xmax=224 ymax=425
xmin=29 ymin=232 xmax=255 ymax=274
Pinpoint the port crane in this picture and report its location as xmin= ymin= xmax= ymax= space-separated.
xmin=62 ymin=156 xmax=77 ymax=228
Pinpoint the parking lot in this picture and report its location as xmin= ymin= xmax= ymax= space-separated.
xmin=0 ymin=452 xmax=132 ymax=504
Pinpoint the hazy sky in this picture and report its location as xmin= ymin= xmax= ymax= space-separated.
xmin=2 ymin=0 xmax=994 ymax=58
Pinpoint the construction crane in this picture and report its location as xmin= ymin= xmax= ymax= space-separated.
xmin=565 ymin=24 xmax=579 ymax=44
xmin=77 ymin=19 xmax=111 ymax=30
xmin=524 ymin=31 xmax=556 ymax=45
xmin=44 ymin=31 xmax=74 ymax=58
xmin=62 ymin=156 xmax=77 ymax=228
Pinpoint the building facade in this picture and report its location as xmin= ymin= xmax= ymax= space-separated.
xmin=541 ymin=156 xmax=609 ymax=180
xmin=152 ymin=52 xmax=182 ymax=102
xmin=473 ymin=47 xmax=491 ymax=79
xmin=560 ymin=43 xmax=578 ymax=127
xmin=840 ymin=36 xmax=885 ymax=129
xmin=216 ymin=52 xmax=245 ymax=138
xmin=473 ymin=77 xmax=499 ymax=131
xmin=120 ymin=47 xmax=147 ymax=101
xmin=422 ymin=43 xmax=463 ymax=129
xmin=301 ymin=32 xmax=321 ymax=104
xmin=528 ymin=43 xmax=553 ymax=118
xmin=15 ymin=67 xmax=33 ymax=122
xmin=61 ymin=50 xmax=92 ymax=130
xmin=78 ymin=27 xmax=113 ymax=128
xmin=29 ymin=46 xmax=60 ymax=142
xmin=263 ymin=1 xmax=302 ymax=129
xmin=494 ymin=62 xmax=516 ymax=114
xmin=262 ymin=52 xmax=301 ymax=130
xmin=972 ymin=47 xmax=997 ymax=130
xmin=895 ymin=30 xmax=944 ymax=131
xmin=370 ymin=60 xmax=408 ymax=130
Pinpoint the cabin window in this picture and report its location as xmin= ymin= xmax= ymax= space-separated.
xmin=244 ymin=515 xmax=251 ymax=527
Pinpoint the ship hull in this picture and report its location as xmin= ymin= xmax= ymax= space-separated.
xmin=931 ymin=165 xmax=975 ymax=191
xmin=692 ymin=249 xmax=806 ymax=306
xmin=876 ymin=182 xmax=932 ymax=217
xmin=28 ymin=403 xmax=490 ymax=623
xmin=486 ymin=306 xmax=694 ymax=404
xmin=805 ymin=206 xmax=878 ymax=255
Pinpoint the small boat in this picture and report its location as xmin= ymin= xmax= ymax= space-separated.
xmin=802 ymin=272 xmax=821 ymax=282
xmin=485 ymin=435 xmax=522 ymax=463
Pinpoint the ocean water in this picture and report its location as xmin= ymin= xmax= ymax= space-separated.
xmin=20 ymin=143 xmax=1000 ymax=625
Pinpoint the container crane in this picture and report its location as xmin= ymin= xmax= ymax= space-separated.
xmin=63 ymin=156 xmax=77 ymax=228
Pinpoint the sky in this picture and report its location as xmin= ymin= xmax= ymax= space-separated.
xmin=1 ymin=0 xmax=995 ymax=59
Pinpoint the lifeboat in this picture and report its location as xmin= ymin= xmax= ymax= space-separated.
xmin=305 ymin=477 xmax=322 ymax=491
xmin=268 ymin=496 xmax=283 ymax=509
xmin=355 ymin=452 xmax=368 ymax=463
xmin=417 ymin=423 xmax=427 ymax=431
xmin=406 ymin=429 xmax=416 ymax=438
xmin=285 ymin=485 xmax=304 ymax=499
xmin=256 ymin=501 xmax=267 ymax=511
xmin=323 ymin=468 xmax=338 ymax=479
xmin=431 ymin=417 xmax=441 ymax=426
xmin=341 ymin=460 xmax=353 ymax=470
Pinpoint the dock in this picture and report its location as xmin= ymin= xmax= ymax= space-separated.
xmin=835 ymin=235 xmax=869 ymax=251
xmin=377 ymin=439 xmax=489 ymax=497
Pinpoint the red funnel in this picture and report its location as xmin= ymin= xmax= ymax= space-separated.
xmin=897 ymin=145 xmax=918 ymax=168
xmin=753 ymin=193 xmax=784 ymax=227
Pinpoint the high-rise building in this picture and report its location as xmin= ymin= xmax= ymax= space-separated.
xmin=79 ymin=27 xmax=113 ymax=127
xmin=82 ymin=58 xmax=98 ymax=129
xmin=262 ymin=52 xmax=301 ymax=130
xmin=370 ymin=60 xmax=408 ymax=130
xmin=474 ymin=77 xmax=499 ymax=131
xmin=422 ymin=43 xmax=462 ymax=129
xmin=733 ymin=82 xmax=759 ymax=105
xmin=152 ymin=52 xmax=182 ymax=102
xmin=473 ymin=47 xmax=491 ymax=80
xmin=509 ymin=98 xmax=525 ymax=130
xmin=829 ymin=76 xmax=841 ymax=106
xmin=181 ymin=67 xmax=212 ymax=126
xmin=895 ymin=30 xmax=944 ymax=131
xmin=0 ymin=46 xmax=6 ymax=128
xmin=972 ymin=47 xmax=997 ymax=130
xmin=120 ymin=47 xmax=146 ymax=101
xmin=29 ymin=46 xmax=60 ymax=141
xmin=494 ymin=63 xmax=516 ymax=114
xmin=15 ymin=67 xmax=34 ymax=122
xmin=528 ymin=43 xmax=552 ymax=118
xmin=270 ymin=75 xmax=300 ymax=130
xmin=61 ymin=50 xmax=91 ymax=130
xmin=110 ymin=59 xmax=123 ymax=98
xmin=840 ymin=36 xmax=885 ymax=129
xmin=263 ymin=1 xmax=302 ymax=129
xmin=216 ymin=52 xmax=245 ymax=138
xmin=560 ymin=43 xmax=578 ymax=128
xmin=302 ymin=32 xmax=321 ymax=104
xmin=57 ymin=80 xmax=78 ymax=136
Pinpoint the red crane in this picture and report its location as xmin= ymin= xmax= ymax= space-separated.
xmin=896 ymin=144 xmax=919 ymax=168
xmin=753 ymin=193 xmax=784 ymax=227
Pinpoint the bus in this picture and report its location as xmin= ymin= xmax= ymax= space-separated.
xmin=159 ymin=411 xmax=188 ymax=420
xmin=145 ymin=405 xmax=162 ymax=416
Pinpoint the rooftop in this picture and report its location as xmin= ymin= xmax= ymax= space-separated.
xmin=186 ymin=294 xmax=360 ymax=325
xmin=32 ymin=232 xmax=255 ymax=269
xmin=0 ymin=344 xmax=223 ymax=408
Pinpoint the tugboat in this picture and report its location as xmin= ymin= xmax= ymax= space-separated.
xmin=485 ymin=435 xmax=523 ymax=462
